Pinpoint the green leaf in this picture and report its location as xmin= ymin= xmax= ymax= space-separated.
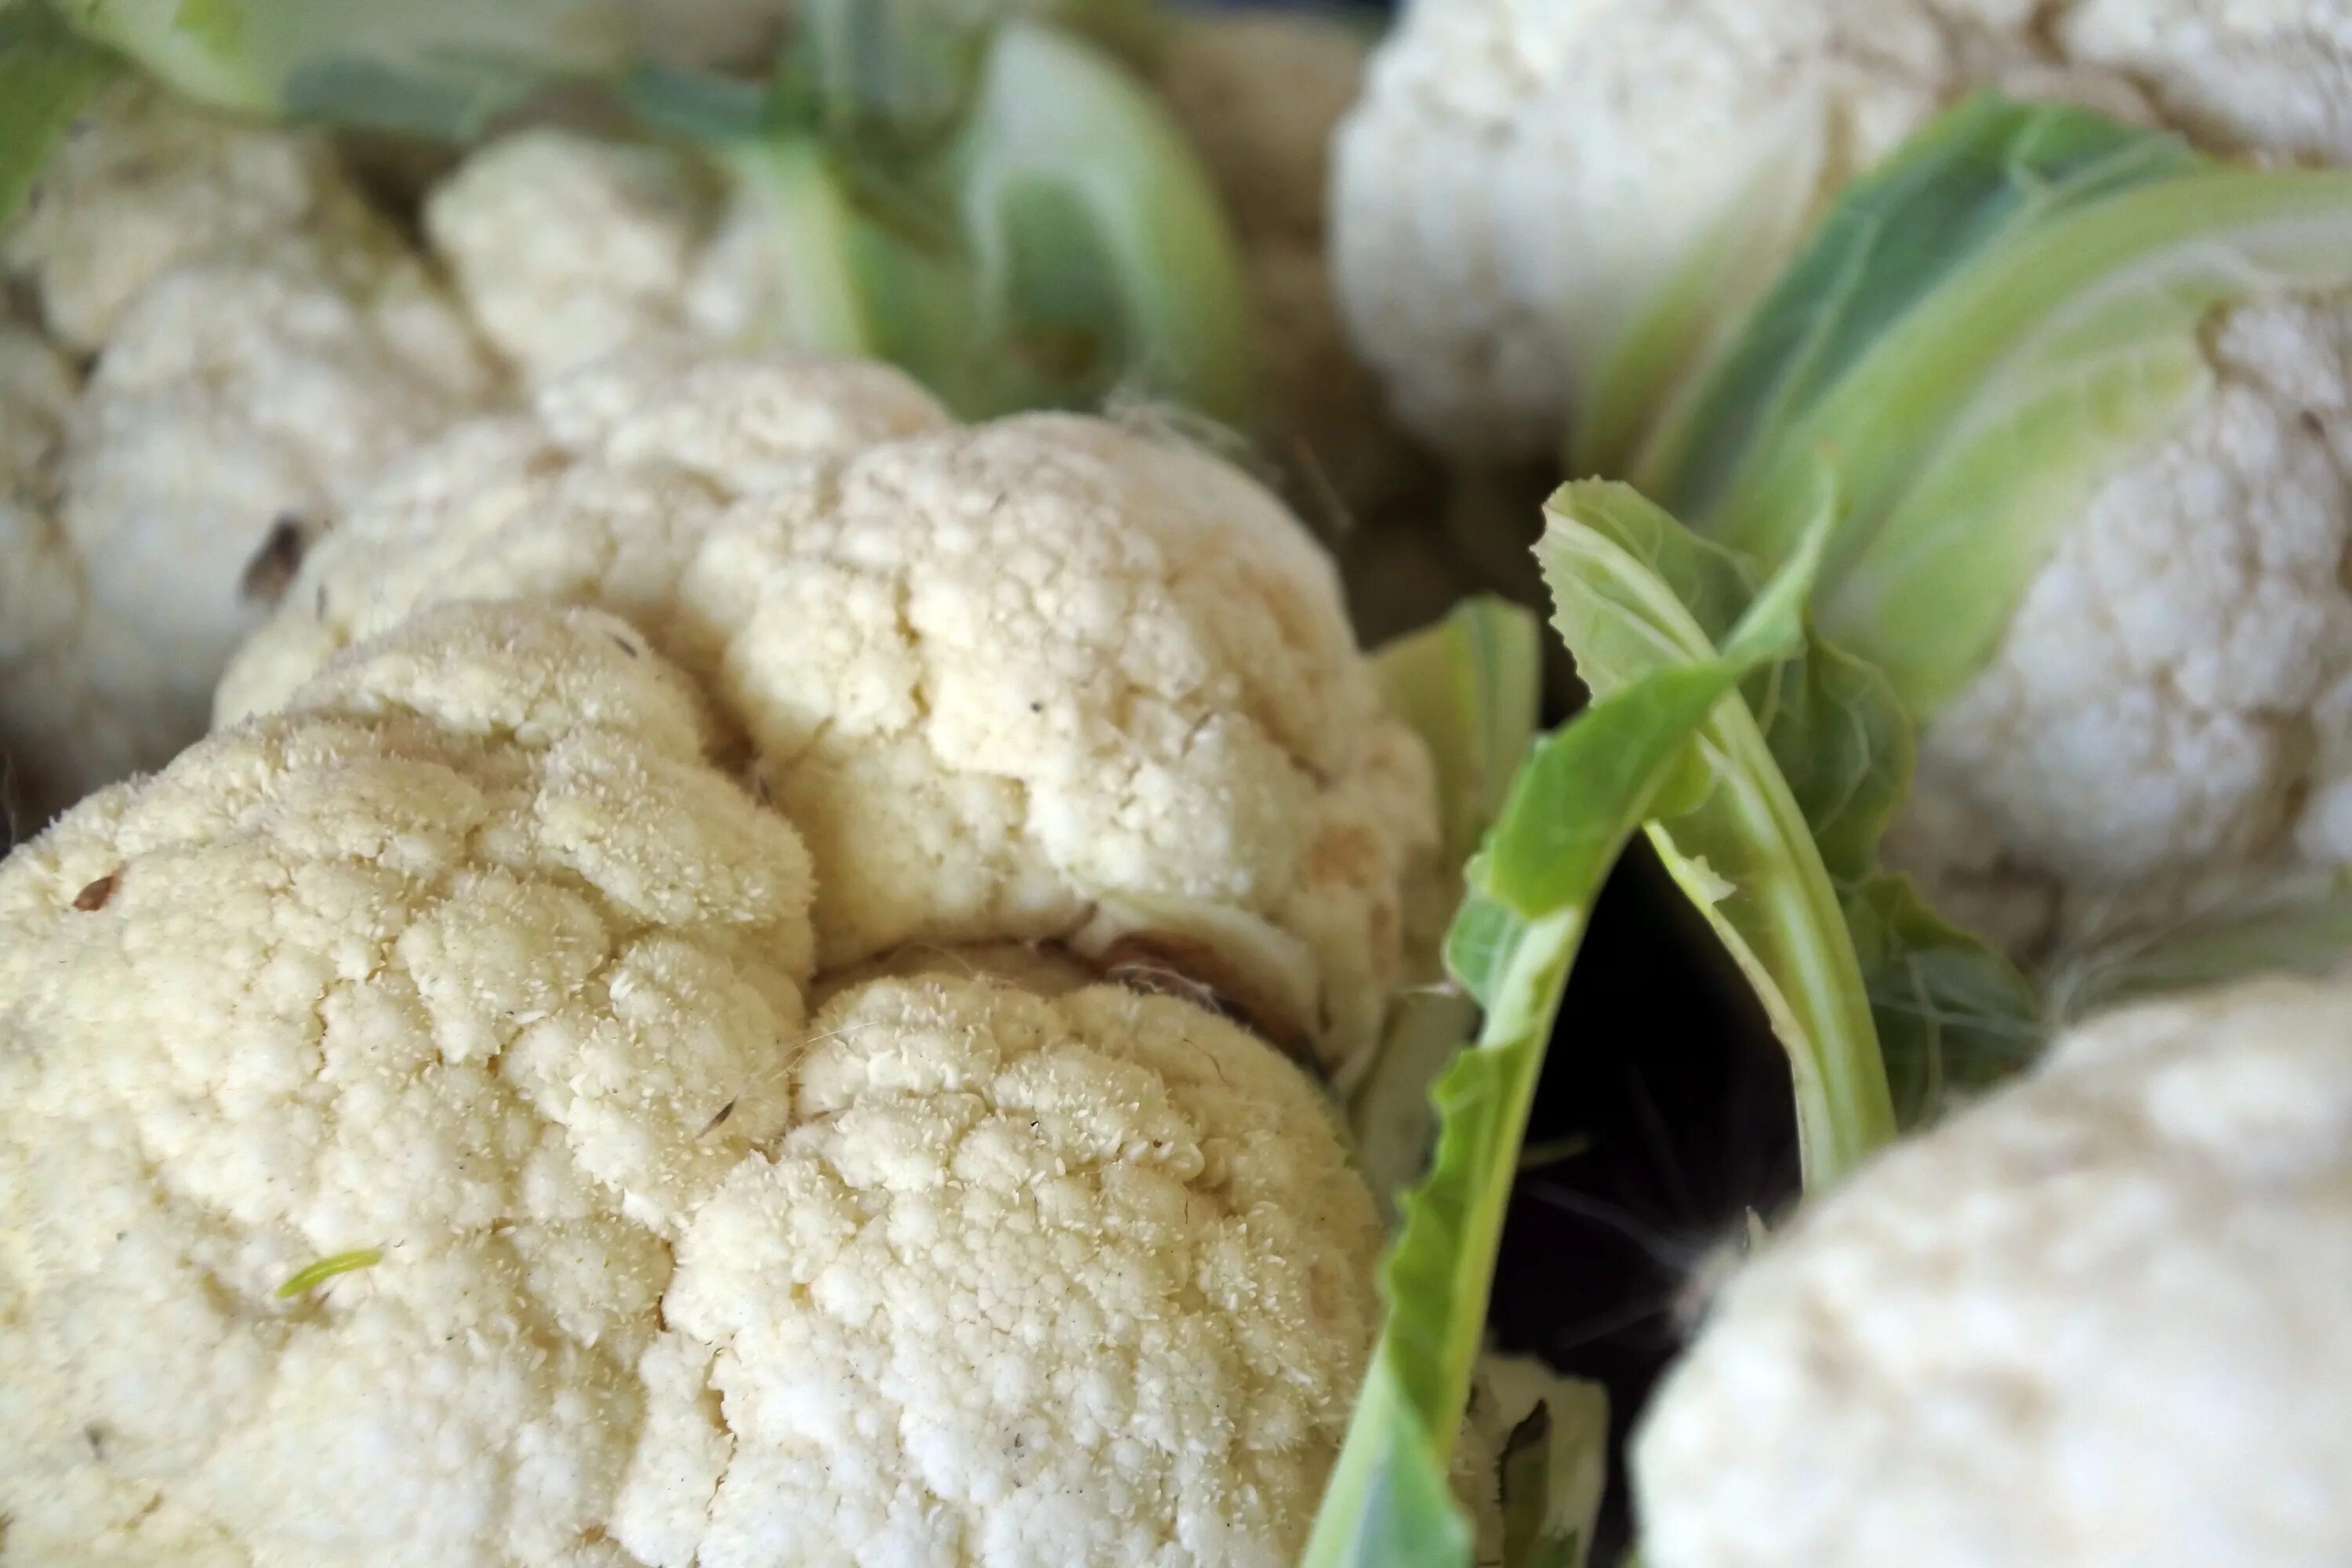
xmin=1538 ymin=481 xmax=1898 ymax=1186
xmin=1482 ymin=1356 xmax=1609 ymax=1568
xmin=619 ymin=58 xmax=771 ymax=143
xmin=1307 ymin=539 xmax=1819 ymax=1567
xmin=1639 ymin=95 xmax=2352 ymax=719
xmin=53 ymin=0 xmax=636 ymax=137
xmin=1634 ymin=97 xmax=2204 ymax=517
xmin=714 ymin=16 xmax=1255 ymax=425
xmin=1347 ymin=600 xmax=1544 ymax=1208
xmin=1372 ymin=597 xmax=1545 ymax=875
xmin=0 ymin=5 xmax=114 ymax=228
xmin=1572 ymin=101 xmax=1837 ymax=480
xmin=775 ymin=0 xmax=998 ymax=153
xmin=1541 ymin=482 xmax=2038 ymax=1142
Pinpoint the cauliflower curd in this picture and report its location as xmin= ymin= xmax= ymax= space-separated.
xmin=220 ymin=350 xmax=1435 ymax=1074
xmin=1635 ymin=975 xmax=2352 ymax=1568
xmin=0 ymin=605 xmax=1388 ymax=1568
xmin=0 ymin=82 xmax=496 ymax=830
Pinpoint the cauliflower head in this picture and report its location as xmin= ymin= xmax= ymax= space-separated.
xmin=1332 ymin=0 xmax=2352 ymax=962
xmin=1634 ymin=975 xmax=2352 ymax=1568
xmin=0 ymin=604 xmax=815 ymax=1567
xmin=0 ymin=82 xmax=497 ymax=829
xmin=219 ymin=351 xmax=1435 ymax=1072
xmin=4 ymin=80 xmax=376 ymax=353
xmin=1884 ymin=294 xmax=2352 ymax=962
xmin=0 ymin=612 xmax=1383 ymax=1565
xmin=1329 ymin=0 xmax=2149 ymax=461
xmin=626 ymin=946 xmax=1383 ymax=1567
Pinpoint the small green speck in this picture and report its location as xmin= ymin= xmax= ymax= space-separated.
xmin=277 ymin=1247 xmax=383 ymax=1299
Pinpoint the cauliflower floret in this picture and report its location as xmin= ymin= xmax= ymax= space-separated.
xmin=423 ymin=129 xmax=739 ymax=387
xmin=220 ymin=352 xmax=1436 ymax=1072
xmin=0 ymin=604 xmax=816 ymax=1567
xmin=1330 ymin=0 xmax=2150 ymax=461
xmin=30 ymin=254 xmax=492 ymax=784
xmin=0 ymin=663 xmax=1384 ymax=1564
xmin=0 ymin=85 xmax=498 ymax=829
xmin=1890 ymin=296 xmax=2352 ymax=958
xmin=5 ymin=80 xmax=384 ymax=352
xmin=619 ymin=948 xmax=1383 ymax=1567
xmin=2055 ymin=0 xmax=2352 ymax=163
xmin=212 ymin=352 xmax=954 ymax=723
xmin=1634 ymin=975 xmax=2352 ymax=1568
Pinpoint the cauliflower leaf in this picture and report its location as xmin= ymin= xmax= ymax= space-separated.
xmin=1307 ymin=525 xmax=1819 ymax=1568
xmin=1540 ymin=481 xmax=2037 ymax=1160
xmin=1632 ymin=95 xmax=2352 ymax=716
xmin=47 ymin=0 xmax=637 ymax=136
xmin=641 ymin=2 xmax=1260 ymax=426
xmin=1348 ymin=597 xmax=1543 ymax=1213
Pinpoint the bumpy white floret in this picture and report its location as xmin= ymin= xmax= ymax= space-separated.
xmin=2055 ymin=0 xmax=2352 ymax=162
xmin=423 ymin=129 xmax=741 ymax=387
xmin=1889 ymin=296 xmax=2352 ymax=957
xmin=0 ymin=604 xmax=817 ymax=1568
xmin=0 ymin=85 xmax=496 ymax=826
xmin=0 ymin=641 xmax=1385 ymax=1563
xmin=220 ymin=352 xmax=1436 ymax=1071
xmin=1635 ymin=975 xmax=2352 ymax=1568
xmin=1329 ymin=0 xmax=2148 ymax=460
xmin=3 ymin=80 xmax=409 ymax=353
xmin=620 ymin=948 xmax=1384 ymax=1567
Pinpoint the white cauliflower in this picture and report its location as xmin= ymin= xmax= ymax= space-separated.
xmin=0 ymin=603 xmax=813 ymax=1568
xmin=1634 ymin=975 xmax=2352 ymax=1568
xmin=1891 ymin=294 xmax=2352 ymax=957
xmin=0 ymin=82 xmax=498 ymax=828
xmin=4 ymin=80 xmax=379 ymax=354
xmin=422 ymin=129 xmax=745 ymax=387
xmin=2054 ymin=0 xmax=2352 ymax=163
xmin=630 ymin=946 xmax=1383 ymax=1566
xmin=1329 ymin=0 xmax=2150 ymax=462
xmin=217 ymin=350 xmax=1436 ymax=1073
xmin=427 ymin=22 xmax=1428 ymax=546
xmin=0 ymin=604 xmax=1385 ymax=1566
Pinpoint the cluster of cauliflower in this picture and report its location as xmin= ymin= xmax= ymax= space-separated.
xmin=0 ymin=337 xmax=1448 ymax=1563
xmin=1 ymin=5 xmax=1425 ymax=838
xmin=12 ymin=2 xmax=2352 ymax=1564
